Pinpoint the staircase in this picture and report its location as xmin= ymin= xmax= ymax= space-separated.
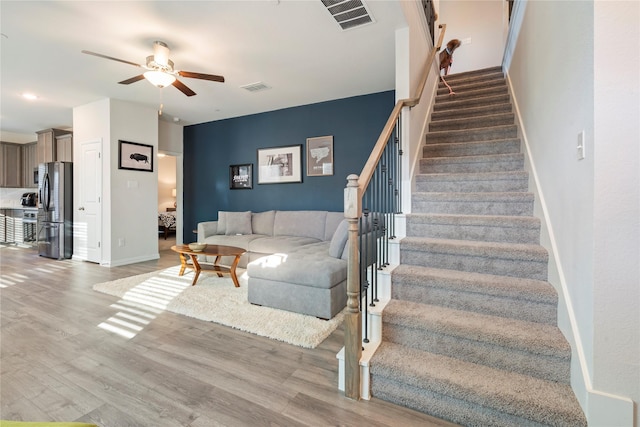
xmin=369 ymin=67 xmax=587 ymax=426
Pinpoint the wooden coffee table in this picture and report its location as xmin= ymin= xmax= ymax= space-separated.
xmin=171 ymin=244 xmax=246 ymax=287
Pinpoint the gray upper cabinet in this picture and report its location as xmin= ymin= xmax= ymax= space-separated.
xmin=0 ymin=143 xmax=22 ymax=188
xmin=22 ymin=142 xmax=38 ymax=188
xmin=37 ymin=128 xmax=70 ymax=165
xmin=56 ymin=133 xmax=73 ymax=162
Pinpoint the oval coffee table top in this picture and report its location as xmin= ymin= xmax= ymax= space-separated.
xmin=171 ymin=244 xmax=245 ymax=256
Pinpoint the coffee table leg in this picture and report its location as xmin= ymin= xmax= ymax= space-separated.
xmin=189 ymin=254 xmax=201 ymax=286
xmin=213 ymin=255 xmax=224 ymax=278
xmin=230 ymin=254 xmax=241 ymax=288
xmin=178 ymin=253 xmax=188 ymax=276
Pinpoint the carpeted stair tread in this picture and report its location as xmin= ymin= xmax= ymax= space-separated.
xmin=433 ymin=93 xmax=511 ymax=112
xmin=415 ymin=171 xmax=528 ymax=193
xmin=431 ymin=102 xmax=512 ymax=121
xmin=429 ymin=112 xmax=515 ymax=132
xmin=370 ymin=342 xmax=587 ymax=426
xmin=391 ymin=265 xmax=557 ymax=324
xmin=411 ymin=191 xmax=535 ymax=217
xmin=423 ymin=139 xmax=521 ymax=159
xmin=426 ymin=125 xmax=518 ymax=144
xmin=406 ymin=212 xmax=540 ymax=244
xmin=435 ymin=85 xmax=508 ymax=103
xmin=420 ymin=153 xmax=524 ymax=174
xmin=439 ymin=66 xmax=503 ymax=81
xmin=401 ymin=237 xmax=548 ymax=263
xmin=382 ymin=299 xmax=569 ymax=358
xmin=436 ymin=78 xmax=506 ymax=96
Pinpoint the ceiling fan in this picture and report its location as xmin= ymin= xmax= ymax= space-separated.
xmin=81 ymin=41 xmax=224 ymax=97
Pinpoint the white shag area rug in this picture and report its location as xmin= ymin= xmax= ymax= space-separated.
xmin=93 ymin=265 xmax=344 ymax=348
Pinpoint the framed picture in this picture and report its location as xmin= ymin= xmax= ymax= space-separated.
xmin=257 ymin=145 xmax=302 ymax=184
xmin=118 ymin=140 xmax=154 ymax=172
xmin=229 ymin=164 xmax=253 ymax=189
xmin=306 ymin=135 xmax=334 ymax=176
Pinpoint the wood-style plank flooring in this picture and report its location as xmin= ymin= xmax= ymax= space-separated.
xmin=0 ymin=239 xmax=457 ymax=426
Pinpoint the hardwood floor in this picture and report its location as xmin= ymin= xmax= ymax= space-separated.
xmin=0 ymin=239 xmax=458 ymax=426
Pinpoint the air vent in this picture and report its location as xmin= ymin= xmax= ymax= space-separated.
xmin=321 ymin=0 xmax=374 ymax=31
xmin=240 ymin=82 xmax=271 ymax=93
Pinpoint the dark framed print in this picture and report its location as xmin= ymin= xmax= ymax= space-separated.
xmin=306 ymin=135 xmax=334 ymax=176
xmin=118 ymin=140 xmax=154 ymax=172
xmin=257 ymin=145 xmax=302 ymax=184
xmin=229 ymin=164 xmax=253 ymax=189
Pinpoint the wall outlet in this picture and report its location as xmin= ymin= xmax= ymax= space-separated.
xmin=118 ymin=238 xmax=125 ymax=247
xmin=577 ymin=130 xmax=586 ymax=160
xmin=462 ymin=37 xmax=472 ymax=45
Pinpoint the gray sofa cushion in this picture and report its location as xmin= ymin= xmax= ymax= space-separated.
xmin=216 ymin=211 xmax=228 ymax=235
xmin=249 ymin=236 xmax=322 ymax=254
xmin=252 ymin=210 xmax=275 ymax=236
xmin=248 ymin=242 xmax=346 ymax=289
xmin=273 ymin=210 xmax=327 ymax=240
xmin=202 ymin=233 xmax=265 ymax=250
xmin=324 ymin=212 xmax=344 ymax=241
xmin=226 ymin=211 xmax=252 ymax=235
xmin=329 ymin=219 xmax=349 ymax=258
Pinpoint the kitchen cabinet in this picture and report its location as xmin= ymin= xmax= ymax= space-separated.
xmin=21 ymin=142 xmax=38 ymax=188
xmin=0 ymin=209 xmax=15 ymax=243
xmin=0 ymin=142 xmax=22 ymax=188
xmin=36 ymin=128 xmax=69 ymax=165
xmin=56 ymin=133 xmax=73 ymax=162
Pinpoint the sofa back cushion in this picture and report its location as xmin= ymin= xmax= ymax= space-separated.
xmin=225 ymin=211 xmax=253 ymax=235
xmin=273 ymin=210 xmax=327 ymax=240
xmin=329 ymin=219 xmax=349 ymax=258
xmin=252 ymin=210 xmax=275 ymax=236
xmin=324 ymin=212 xmax=344 ymax=241
xmin=216 ymin=211 xmax=228 ymax=235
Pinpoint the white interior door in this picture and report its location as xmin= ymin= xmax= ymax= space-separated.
xmin=75 ymin=140 xmax=102 ymax=263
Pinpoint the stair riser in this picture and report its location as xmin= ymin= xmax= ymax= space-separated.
xmin=434 ymin=94 xmax=511 ymax=112
xmin=440 ymin=66 xmax=503 ymax=82
xmin=436 ymin=86 xmax=509 ymax=104
xmin=423 ymin=140 xmax=521 ymax=157
xmin=415 ymin=177 xmax=528 ymax=193
xmin=391 ymin=280 xmax=556 ymax=324
xmin=382 ymin=324 xmax=569 ymax=383
xmin=411 ymin=199 xmax=534 ymax=216
xmin=429 ymin=114 xmax=514 ymax=132
xmin=437 ymin=79 xmax=506 ymax=96
xmin=431 ymin=103 xmax=512 ymax=121
xmin=420 ymin=157 xmax=524 ymax=174
xmin=371 ymin=376 xmax=564 ymax=427
xmin=400 ymin=249 xmax=548 ymax=280
xmin=427 ymin=126 xmax=518 ymax=144
xmin=406 ymin=221 xmax=539 ymax=244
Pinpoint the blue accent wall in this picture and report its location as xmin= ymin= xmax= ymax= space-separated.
xmin=183 ymin=90 xmax=395 ymax=237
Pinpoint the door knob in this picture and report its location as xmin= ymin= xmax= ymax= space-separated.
xmin=78 ymin=207 xmax=85 ymax=211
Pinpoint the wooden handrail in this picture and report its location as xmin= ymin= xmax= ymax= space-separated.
xmin=357 ymin=24 xmax=447 ymax=192
xmin=343 ymin=23 xmax=447 ymax=401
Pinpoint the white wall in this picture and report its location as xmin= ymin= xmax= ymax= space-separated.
xmin=438 ymin=0 xmax=506 ymax=74
xmin=109 ymin=99 xmax=159 ymax=266
xmin=504 ymin=1 xmax=638 ymax=425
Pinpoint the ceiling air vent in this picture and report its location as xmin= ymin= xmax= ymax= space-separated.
xmin=240 ymin=82 xmax=271 ymax=93
xmin=321 ymin=0 xmax=374 ymax=31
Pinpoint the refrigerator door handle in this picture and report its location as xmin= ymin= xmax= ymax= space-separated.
xmin=43 ymin=173 xmax=51 ymax=211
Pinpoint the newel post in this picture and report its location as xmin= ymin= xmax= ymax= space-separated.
xmin=344 ymin=174 xmax=362 ymax=399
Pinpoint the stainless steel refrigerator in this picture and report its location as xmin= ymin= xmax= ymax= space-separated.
xmin=38 ymin=161 xmax=73 ymax=259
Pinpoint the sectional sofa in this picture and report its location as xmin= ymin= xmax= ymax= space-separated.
xmin=197 ymin=210 xmax=349 ymax=319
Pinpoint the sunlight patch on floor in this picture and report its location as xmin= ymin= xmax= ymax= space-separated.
xmin=97 ymin=266 xmax=192 ymax=339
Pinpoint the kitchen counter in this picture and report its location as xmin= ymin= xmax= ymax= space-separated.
xmin=0 ymin=206 xmax=38 ymax=211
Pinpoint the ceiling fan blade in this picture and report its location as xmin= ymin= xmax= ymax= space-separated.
xmin=173 ymin=79 xmax=196 ymax=97
xmin=81 ymin=50 xmax=142 ymax=68
xmin=178 ymin=71 xmax=225 ymax=83
xmin=118 ymin=75 xmax=146 ymax=85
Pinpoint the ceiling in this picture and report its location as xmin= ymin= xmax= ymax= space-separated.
xmin=0 ymin=0 xmax=407 ymax=141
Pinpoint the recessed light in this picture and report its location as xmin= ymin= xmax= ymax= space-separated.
xmin=22 ymin=93 xmax=38 ymax=100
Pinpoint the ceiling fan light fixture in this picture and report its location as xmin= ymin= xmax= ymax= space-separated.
xmin=143 ymin=70 xmax=176 ymax=88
